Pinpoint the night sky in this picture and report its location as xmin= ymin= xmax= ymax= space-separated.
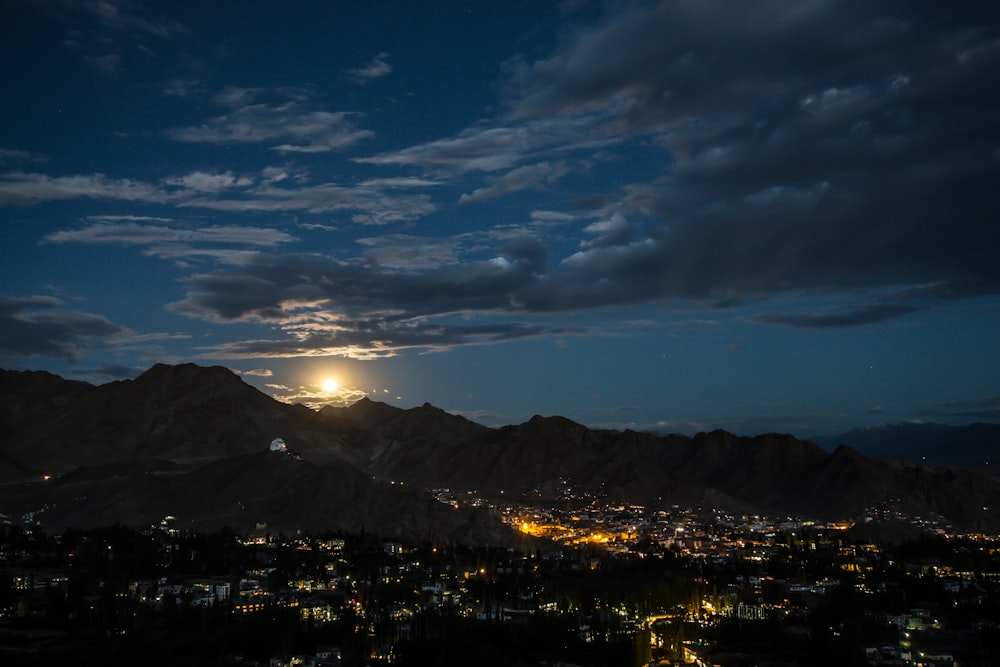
xmin=2 ymin=1 xmax=998 ymax=436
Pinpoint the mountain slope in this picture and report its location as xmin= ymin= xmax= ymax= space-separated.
xmin=0 ymin=452 xmax=513 ymax=544
xmin=0 ymin=363 xmax=351 ymax=473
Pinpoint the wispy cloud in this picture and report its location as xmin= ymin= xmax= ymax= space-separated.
xmin=0 ymin=172 xmax=168 ymax=205
xmin=345 ymin=52 xmax=392 ymax=83
xmin=45 ymin=221 xmax=296 ymax=248
xmin=355 ymin=116 xmax=603 ymax=173
xmin=73 ymin=0 xmax=186 ymax=39
xmin=458 ymin=161 xmax=569 ymax=204
xmin=52 ymin=0 xmax=185 ymax=79
xmin=163 ymin=170 xmax=253 ymax=192
xmin=178 ymin=181 xmax=435 ymax=224
xmin=0 ymin=149 xmax=47 ymax=164
xmin=166 ymin=87 xmax=373 ymax=153
xmin=234 ymin=368 xmax=273 ymax=377
xmin=355 ymin=234 xmax=464 ymax=270
xmin=0 ymin=169 xmax=435 ymax=226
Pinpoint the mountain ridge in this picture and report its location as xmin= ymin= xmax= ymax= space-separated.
xmin=2 ymin=364 xmax=999 ymax=539
xmin=816 ymin=422 xmax=1000 ymax=475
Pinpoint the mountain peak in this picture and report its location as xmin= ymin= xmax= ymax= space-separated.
xmin=137 ymin=362 xmax=238 ymax=382
xmin=342 ymin=396 xmax=405 ymax=423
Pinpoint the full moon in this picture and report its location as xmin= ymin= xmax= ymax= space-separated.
xmin=322 ymin=378 xmax=338 ymax=392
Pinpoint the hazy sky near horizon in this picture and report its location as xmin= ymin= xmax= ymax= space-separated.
xmin=2 ymin=0 xmax=998 ymax=435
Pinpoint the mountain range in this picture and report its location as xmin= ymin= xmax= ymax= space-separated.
xmin=2 ymin=363 xmax=999 ymax=541
xmin=815 ymin=422 xmax=1000 ymax=475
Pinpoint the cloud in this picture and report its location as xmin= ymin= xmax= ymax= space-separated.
xmin=356 ymin=234 xmax=464 ymax=270
xmin=0 ymin=168 xmax=434 ymax=225
xmin=158 ymin=242 xmax=585 ymax=358
xmin=45 ymin=221 xmax=296 ymax=248
xmin=0 ymin=149 xmax=47 ymax=163
xmin=270 ymin=382 xmax=369 ymax=409
xmin=88 ymin=53 xmax=120 ymax=76
xmin=0 ymin=172 xmax=168 ymax=205
xmin=85 ymin=214 xmax=174 ymax=223
xmin=162 ymin=78 xmax=206 ymax=98
xmin=345 ymin=52 xmax=393 ymax=83
xmin=163 ymin=170 xmax=253 ymax=192
xmin=49 ymin=0 xmax=185 ymax=80
xmin=7 ymin=0 xmax=998 ymax=364
xmin=580 ymin=214 xmax=632 ymax=248
xmin=351 ymin=0 xmax=1000 ymax=326
xmin=0 ymin=296 xmax=127 ymax=361
xmin=179 ymin=181 xmax=435 ymax=224
xmin=166 ymin=87 xmax=373 ymax=153
xmin=73 ymin=0 xmax=185 ymax=39
xmin=576 ymin=3 xmax=996 ymax=297
xmin=919 ymin=396 xmax=1000 ymax=422
xmin=458 ymin=161 xmax=570 ymax=204
xmin=168 ymin=247 xmax=548 ymax=323
xmin=198 ymin=320 xmax=583 ymax=361
xmin=756 ymin=304 xmax=921 ymax=329
xmin=235 ymin=368 xmax=274 ymax=377
xmin=355 ymin=116 xmax=603 ymax=173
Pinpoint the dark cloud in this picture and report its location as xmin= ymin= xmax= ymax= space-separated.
xmin=0 ymin=296 xmax=126 ymax=361
xmin=201 ymin=320 xmax=584 ymax=360
xmin=170 ymin=247 xmax=550 ymax=324
xmin=755 ymin=304 xmax=921 ymax=329
xmin=167 ymin=243 xmax=581 ymax=359
xmin=646 ymin=412 xmax=835 ymax=438
xmin=921 ymin=396 xmax=1000 ymax=422
xmin=352 ymin=0 xmax=1000 ymax=328
xmin=535 ymin=1 xmax=998 ymax=308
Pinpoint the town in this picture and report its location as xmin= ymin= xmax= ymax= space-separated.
xmin=2 ymin=492 xmax=1000 ymax=666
